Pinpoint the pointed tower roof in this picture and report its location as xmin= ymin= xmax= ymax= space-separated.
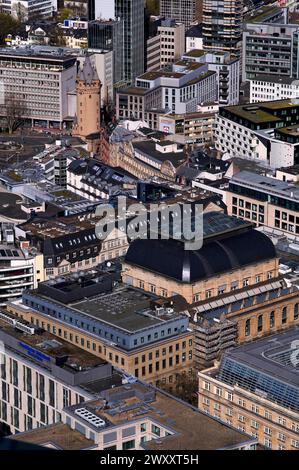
xmin=78 ymin=54 xmax=99 ymax=84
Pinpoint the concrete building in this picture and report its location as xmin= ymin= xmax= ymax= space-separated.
xmin=116 ymin=60 xmax=217 ymax=123
xmin=198 ymin=328 xmax=299 ymax=449
xmin=2 ymin=0 xmax=57 ymax=21
xmin=73 ymin=55 xmax=101 ymax=139
xmin=0 ymin=224 xmax=37 ymax=307
xmin=202 ymin=0 xmax=243 ymax=56
xmin=146 ymin=19 xmax=185 ymax=72
xmin=122 ymin=212 xmax=279 ymax=304
xmin=227 ymin=170 xmax=299 ymax=236
xmin=0 ymin=310 xmax=119 ymax=435
xmin=242 ymin=23 xmax=299 ymax=82
xmin=7 ymin=275 xmax=194 ymax=387
xmin=186 ymin=24 xmax=203 ymax=53
xmin=9 ymin=382 xmax=258 ymax=450
xmin=160 ymin=0 xmax=202 ymax=28
xmin=215 ymin=100 xmax=299 ymax=168
xmin=158 ymin=109 xmax=217 ymax=145
xmin=182 ymin=50 xmax=240 ymax=106
xmin=0 ymin=45 xmax=80 ymax=129
xmin=249 ymin=76 xmax=299 ymax=103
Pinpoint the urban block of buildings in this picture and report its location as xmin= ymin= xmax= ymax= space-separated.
xmin=198 ymin=328 xmax=299 ymax=450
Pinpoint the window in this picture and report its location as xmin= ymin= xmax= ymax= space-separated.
xmin=257 ymin=315 xmax=263 ymax=332
xmin=282 ymin=307 xmax=287 ymax=324
xmin=151 ymin=424 xmax=160 ymax=436
xmin=294 ymin=303 xmax=299 ymax=320
xmin=122 ymin=440 xmax=135 ymax=450
xmin=245 ymin=319 xmax=250 ymax=337
xmin=140 ymin=423 xmax=146 ymax=433
xmin=270 ymin=311 xmax=275 ymax=328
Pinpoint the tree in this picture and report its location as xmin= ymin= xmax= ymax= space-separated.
xmin=0 ymin=13 xmax=20 ymax=45
xmin=58 ymin=7 xmax=73 ymax=22
xmin=0 ymin=95 xmax=27 ymax=134
xmin=162 ymin=370 xmax=198 ymax=406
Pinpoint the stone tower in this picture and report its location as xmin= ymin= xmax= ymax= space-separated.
xmin=74 ymin=55 xmax=101 ymax=138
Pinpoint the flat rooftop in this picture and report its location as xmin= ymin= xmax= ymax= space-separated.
xmin=230 ymin=170 xmax=299 ymax=201
xmin=69 ymin=383 xmax=255 ymax=450
xmin=70 ymin=286 xmax=180 ymax=333
xmin=11 ymin=423 xmax=95 ymax=450
xmin=0 ymin=313 xmax=105 ymax=372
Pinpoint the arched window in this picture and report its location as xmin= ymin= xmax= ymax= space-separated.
xmin=294 ymin=304 xmax=299 ymax=321
xmin=270 ymin=311 xmax=275 ymax=328
xmin=245 ymin=319 xmax=250 ymax=337
xmin=257 ymin=315 xmax=263 ymax=332
xmin=282 ymin=307 xmax=287 ymax=324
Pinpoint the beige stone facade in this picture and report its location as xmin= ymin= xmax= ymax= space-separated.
xmin=227 ymin=190 xmax=299 ymax=236
xmin=198 ymin=368 xmax=299 ymax=450
xmin=122 ymin=257 xmax=279 ymax=304
xmin=8 ymin=302 xmax=194 ymax=387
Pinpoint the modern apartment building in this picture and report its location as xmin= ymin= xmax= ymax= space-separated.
xmin=215 ymin=100 xmax=299 ymax=168
xmin=182 ymin=50 xmax=240 ymax=105
xmin=122 ymin=212 xmax=279 ymax=304
xmin=198 ymin=328 xmax=299 ymax=450
xmin=227 ymin=170 xmax=299 ymax=236
xmin=0 ymin=310 xmax=119 ymax=435
xmin=146 ymin=19 xmax=185 ymax=72
xmin=160 ymin=0 xmax=202 ymax=28
xmin=10 ymin=382 xmax=258 ymax=450
xmin=249 ymin=76 xmax=299 ymax=103
xmin=1 ymin=0 xmax=57 ymax=21
xmin=7 ymin=274 xmax=194 ymax=387
xmin=202 ymin=0 xmax=244 ymax=56
xmin=158 ymin=109 xmax=217 ymax=145
xmin=242 ymin=23 xmax=299 ymax=82
xmin=0 ymin=225 xmax=38 ymax=307
xmin=0 ymin=46 xmax=77 ymax=128
xmin=116 ymin=60 xmax=217 ymax=122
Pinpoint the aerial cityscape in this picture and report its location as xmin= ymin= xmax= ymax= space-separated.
xmin=0 ymin=0 xmax=298 ymax=457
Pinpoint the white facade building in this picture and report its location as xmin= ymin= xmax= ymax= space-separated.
xmin=250 ymin=76 xmax=299 ymax=103
xmin=182 ymin=50 xmax=240 ymax=106
xmin=2 ymin=0 xmax=57 ymax=21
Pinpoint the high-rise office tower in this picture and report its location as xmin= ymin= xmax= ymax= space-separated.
xmin=88 ymin=0 xmax=144 ymax=84
xmin=160 ymin=0 xmax=203 ymax=28
xmin=202 ymin=0 xmax=244 ymax=56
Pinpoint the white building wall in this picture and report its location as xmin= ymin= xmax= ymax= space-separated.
xmin=250 ymin=80 xmax=299 ymax=103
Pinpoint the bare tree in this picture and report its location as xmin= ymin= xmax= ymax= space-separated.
xmin=1 ymin=95 xmax=27 ymax=134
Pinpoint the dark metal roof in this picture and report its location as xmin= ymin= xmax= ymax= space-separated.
xmin=125 ymin=228 xmax=276 ymax=283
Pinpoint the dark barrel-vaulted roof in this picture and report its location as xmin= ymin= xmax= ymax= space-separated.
xmin=124 ymin=229 xmax=276 ymax=283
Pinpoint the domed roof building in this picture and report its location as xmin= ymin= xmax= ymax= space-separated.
xmin=122 ymin=212 xmax=279 ymax=303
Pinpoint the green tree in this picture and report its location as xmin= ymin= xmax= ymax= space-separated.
xmin=0 ymin=13 xmax=20 ymax=45
xmin=58 ymin=8 xmax=73 ymax=22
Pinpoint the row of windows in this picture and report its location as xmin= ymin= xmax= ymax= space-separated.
xmin=244 ymin=305 xmax=298 ymax=336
